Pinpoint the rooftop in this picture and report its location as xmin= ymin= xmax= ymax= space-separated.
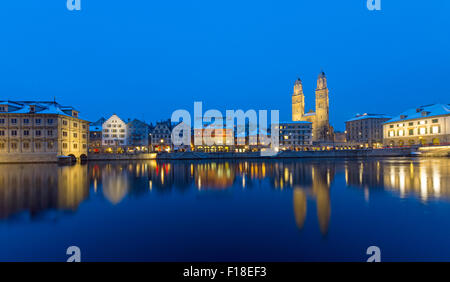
xmin=0 ymin=100 xmax=83 ymax=119
xmin=280 ymin=121 xmax=312 ymax=125
xmin=385 ymin=103 xmax=450 ymax=123
xmin=346 ymin=113 xmax=392 ymax=122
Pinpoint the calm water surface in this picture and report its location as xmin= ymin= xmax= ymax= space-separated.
xmin=0 ymin=158 xmax=449 ymax=261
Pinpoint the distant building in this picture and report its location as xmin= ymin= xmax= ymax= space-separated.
xmin=383 ymin=104 xmax=450 ymax=147
xmin=89 ymin=117 xmax=105 ymax=153
xmin=127 ymin=119 xmax=149 ymax=151
xmin=292 ymin=72 xmax=334 ymax=142
xmin=333 ymin=131 xmax=347 ymax=143
xmin=345 ymin=113 xmax=391 ymax=148
xmin=279 ymin=121 xmax=313 ymax=150
xmin=193 ymin=121 xmax=234 ymax=152
xmin=151 ymin=119 xmax=173 ymax=152
xmin=0 ymin=100 xmax=89 ymax=162
xmin=102 ymin=114 xmax=127 ymax=152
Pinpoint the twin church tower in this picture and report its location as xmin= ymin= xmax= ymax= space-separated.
xmin=292 ymin=71 xmax=334 ymax=142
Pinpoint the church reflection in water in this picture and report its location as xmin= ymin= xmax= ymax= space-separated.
xmin=0 ymin=159 xmax=449 ymax=233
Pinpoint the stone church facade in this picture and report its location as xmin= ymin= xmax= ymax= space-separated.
xmin=292 ymin=71 xmax=334 ymax=142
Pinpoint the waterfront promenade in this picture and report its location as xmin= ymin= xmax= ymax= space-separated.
xmin=87 ymin=147 xmax=418 ymax=161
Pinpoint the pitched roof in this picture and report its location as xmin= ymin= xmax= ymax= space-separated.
xmin=385 ymin=104 xmax=450 ymax=123
xmin=0 ymin=100 xmax=83 ymax=119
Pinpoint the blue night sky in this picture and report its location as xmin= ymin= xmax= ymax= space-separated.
xmin=0 ymin=0 xmax=448 ymax=130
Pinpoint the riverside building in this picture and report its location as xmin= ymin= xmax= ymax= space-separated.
xmin=0 ymin=100 xmax=89 ymax=163
xmin=383 ymin=104 xmax=450 ymax=147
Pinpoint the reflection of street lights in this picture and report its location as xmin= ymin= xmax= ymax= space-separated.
xmin=148 ymin=133 xmax=152 ymax=152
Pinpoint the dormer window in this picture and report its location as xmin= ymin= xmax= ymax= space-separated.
xmin=30 ymin=105 xmax=36 ymax=113
xmin=400 ymin=115 xmax=407 ymax=119
xmin=421 ymin=111 xmax=429 ymax=117
xmin=416 ymin=108 xmax=423 ymax=113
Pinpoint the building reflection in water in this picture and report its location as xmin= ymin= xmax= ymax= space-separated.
xmin=0 ymin=158 xmax=448 ymax=235
xmin=345 ymin=158 xmax=450 ymax=202
xmin=0 ymin=164 xmax=88 ymax=219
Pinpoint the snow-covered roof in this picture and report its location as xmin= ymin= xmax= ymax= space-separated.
xmin=0 ymin=100 xmax=84 ymax=119
xmin=346 ymin=113 xmax=392 ymax=122
xmin=385 ymin=104 xmax=450 ymax=123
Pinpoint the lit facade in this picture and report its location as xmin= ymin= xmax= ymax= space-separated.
xmin=345 ymin=113 xmax=391 ymax=148
xmin=383 ymin=104 xmax=450 ymax=146
xmin=0 ymin=101 xmax=89 ymax=162
xmin=292 ymin=72 xmax=334 ymax=142
xmin=102 ymin=114 xmax=127 ymax=151
xmin=151 ymin=119 xmax=173 ymax=152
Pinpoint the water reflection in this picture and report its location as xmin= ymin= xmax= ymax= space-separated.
xmin=344 ymin=159 xmax=450 ymax=201
xmin=0 ymin=164 xmax=88 ymax=219
xmin=0 ymin=158 xmax=448 ymax=226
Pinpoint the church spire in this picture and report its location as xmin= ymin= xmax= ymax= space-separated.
xmin=293 ymin=78 xmax=304 ymax=96
xmin=317 ymin=71 xmax=327 ymax=90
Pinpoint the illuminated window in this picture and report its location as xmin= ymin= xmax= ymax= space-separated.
xmin=419 ymin=127 xmax=426 ymax=135
xmin=418 ymin=120 xmax=426 ymax=125
xmin=398 ymin=129 xmax=404 ymax=136
xmin=389 ymin=130 xmax=395 ymax=137
xmin=432 ymin=126 xmax=440 ymax=134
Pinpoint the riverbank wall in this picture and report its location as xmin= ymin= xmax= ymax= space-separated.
xmin=86 ymin=147 xmax=416 ymax=162
xmin=0 ymin=147 xmax=432 ymax=164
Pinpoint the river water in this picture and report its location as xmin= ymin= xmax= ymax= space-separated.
xmin=0 ymin=158 xmax=449 ymax=261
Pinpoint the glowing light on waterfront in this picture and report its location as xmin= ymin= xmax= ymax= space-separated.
xmin=433 ymin=167 xmax=440 ymax=197
xmin=420 ymin=167 xmax=428 ymax=201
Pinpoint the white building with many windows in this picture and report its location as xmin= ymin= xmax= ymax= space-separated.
xmin=102 ymin=114 xmax=127 ymax=150
xmin=383 ymin=104 xmax=450 ymax=147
